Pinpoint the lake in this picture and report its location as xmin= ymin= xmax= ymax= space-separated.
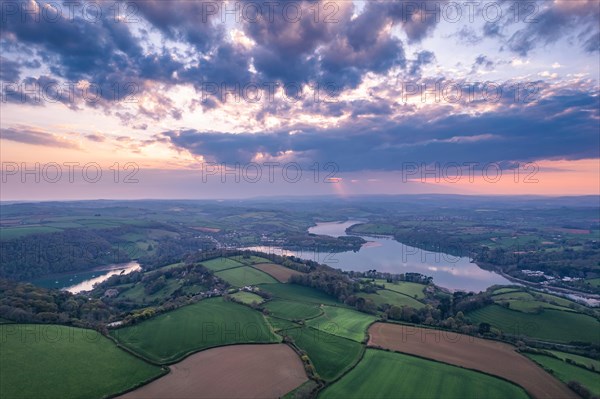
xmin=31 ymin=261 xmax=141 ymax=294
xmin=248 ymin=220 xmax=512 ymax=292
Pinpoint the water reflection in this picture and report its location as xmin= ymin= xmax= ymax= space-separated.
xmin=248 ymin=220 xmax=512 ymax=292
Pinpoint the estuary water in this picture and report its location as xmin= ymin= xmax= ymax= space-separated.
xmin=248 ymin=220 xmax=512 ymax=292
xmin=31 ymin=261 xmax=141 ymax=294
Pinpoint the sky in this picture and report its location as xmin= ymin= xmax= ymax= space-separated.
xmin=0 ymin=0 xmax=599 ymax=200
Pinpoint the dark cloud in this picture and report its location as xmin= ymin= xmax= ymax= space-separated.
xmin=1 ymin=126 xmax=79 ymax=149
xmin=455 ymin=26 xmax=482 ymax=45
xmin=0 ymin=56 xmax=22 ymax=81
xmin=507 ymin=0 xmax=600 ymax=56
xmin=471 ymin=55 xmax=494 ymax=73
xmin=162 ymin=88 xmax=599 ymax=171
xmin=86 ymin=134 xmax=105 ymax=142
xmin=409 ymin=51 xmax=436 ymax=76
xmin=583 ymin=32 xmax=599 ymax=53
xmin=132 ymin=0 xmax=223 ymax=53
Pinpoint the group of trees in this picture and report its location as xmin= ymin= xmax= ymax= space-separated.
xmin=0 ymin=229 xmax=128 ymax=281
xmin=0 ymin=279 xmax=115 ymax=329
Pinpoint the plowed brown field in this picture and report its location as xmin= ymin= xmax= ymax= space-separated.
xmin=368 ymin=323 xmax=576 ymax=399
xmin=119 ymin=344 xmax=307 ymax=399
xmin=253 ymin=263 xmax=302 ymax=282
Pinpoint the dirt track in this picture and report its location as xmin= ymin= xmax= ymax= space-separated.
xmin=253 ymin=263 xmax=302 ymax=282
xmin=368 ymin=323 xmax=577 ymax=399
xmin=119 ymin=344 xmax=307 ymax=399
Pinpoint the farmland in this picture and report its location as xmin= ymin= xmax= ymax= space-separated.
xmin=490 ymin=290 xmax=578 ymax=313
xmin=200 ymin=257 xmax=245 ymax=272
xmin=372 ymin=279 xmax=426 ymax=299
xmin=215 ymin=266 xmax=277 ymax=286
xmin=306 ymin=306 xmax=376 ymax=342
xmin=284 ymin=327 xmax=364 ymax=381
xmin=320 ymin=349 xmax=530 ymax=399
xmin=357 ymin=289 xmax=425 ymax=309
xmin=230 ymin=291 xmax=264 ymax=305
xmin=368 ymin=323 xmax=577 ymax=399
xmin=252 ymin=263 xmax=303 ymax=282
xmin=525 ymin=353 xmax=600 ymax=397
xmin=547 ymin=350 xmax=600 ymax=371
xmin=0 ymin=324 xmax=163 ymax=399
xmin=264 ymin=300 xmax=323 ymax=321
xmin=119 ymin=344 xmax=307 ymax=399
xmin=468 ymin=304 xmax=600 ymax=344
xmin=258 ymin=283 xmax=340 ymax=305
xmin=111 ymin=298 xmax=279 ymax=363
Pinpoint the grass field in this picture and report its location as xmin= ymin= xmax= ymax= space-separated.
xmin=258 ymin=283 xmax=340 ymax=305
xmin=215 ymin=266 xmax=277 ymax=287
xmin=320 ymin=349 xmax=529 ymax=399
xmin=230 ymin=291 xmax=264 ymax=305
xmin=118 ymin=279 xmax=187 ymax=303
xmin=200 ymin=257 xmax=245 ymax=272
xmin=306 ymin=306 xmax=376 ymax=342
xmin=0 ymin=324 xmax=162 ymax=399
xmin=267 ymin=316 xmax=301 ymax=332
xmin=285 ymin=327 xmax=363 ymax=381
xmin=368 ymin=322 xmax=576 ymax=399
xmin=492 ymin=291 xmax=535 ymax=301
xmin=373 ymin=280 xmax=426 ymax=299
xmin=0 ymin=226 xmax=64 ymax=240
xmin=264 ymin=300 xmax=323 ymax=321
xmin=111 ymin=298 xmax=279 ymax=363
xmin=504 ymin=300 xmax=574 ymax=313
xmin=585 ymin=278 xmax=600 ymax=288
xmin=491 ymin=290 xmax=577 ymax=313
xmin=547 ymin=350 xmax=600 ymax=371
xmin=468 ymin=305 xmax=600 ymax=344
xmin=358 ymin=289 xmax=425 ymax=309
xmin=525 ymin=354 xmax=600 ymax=396
xmin=491 ymin=287 xmax=523 ymax=295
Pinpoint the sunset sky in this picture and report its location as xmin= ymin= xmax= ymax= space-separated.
xmin=1 ymin=0 xmax=598 ymax=200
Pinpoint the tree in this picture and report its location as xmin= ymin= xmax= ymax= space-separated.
xmin=478 ymin=322 xmax=491 ymax=334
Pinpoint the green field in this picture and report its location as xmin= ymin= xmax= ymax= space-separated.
xmin=266 ymin=316 xmax=301 ymax=332
xmin=468 ymin=305 xmax=600 ymax=344
xmin=491 ymin=290 xmax=578 ymax=313
xmin=264 ymin=300 xmax=323 ymax=321
xmin=503 ymin=300 xmax=574 ymax=314
xmin=0 ymin=226 xmax=64 ymax=240
xmin=285 ymin=327 xmax=363 ymax=381
xmin=0 ymin=324 xmax=162 ymax=399
xmin=373 ymin=280 xmax=426 ymax=299
xmin=525 ymin=354 xmax=600 ymax=396
xmin=306 ymin=306 xmax=376 ymax=342
xmin=585 ymin=278 xmax=600 ymax=288
xmin=358 ymin=289 xmax=425 ymax=309
xmin=111 ymin=298 xmax=279 ymax=363
xmin=118 ymin=279 xmax=187 ymax=303
xmin=535 ymin=292 xmax=580 ymax=308
xmin=215 ymin=266 xmax=277 ymax=286
xmin=547 ymin=350 xmax=600 ymax=371
xmin=491 ymin=287 xmax=523 ymax=295
xmin=258 ymin=283 xmax=340 ymax=305
xmin=228 ymin=255 xmax=272 ymax=264
xmin=230 ymin=291 xmax=264 ymax=305
xmin=320 ymin=349 xmax=529 ymax=399
xmin=492 ymin=291 xmax=535 ymax=301
xmin=200 ymin=257 xmax=245 ymax=272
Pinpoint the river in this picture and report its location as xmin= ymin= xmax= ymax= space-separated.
xmin=248 ymin=220 xmax=513 ymax=292
xmin=31 ymin=261 xmax=141 ymax=294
